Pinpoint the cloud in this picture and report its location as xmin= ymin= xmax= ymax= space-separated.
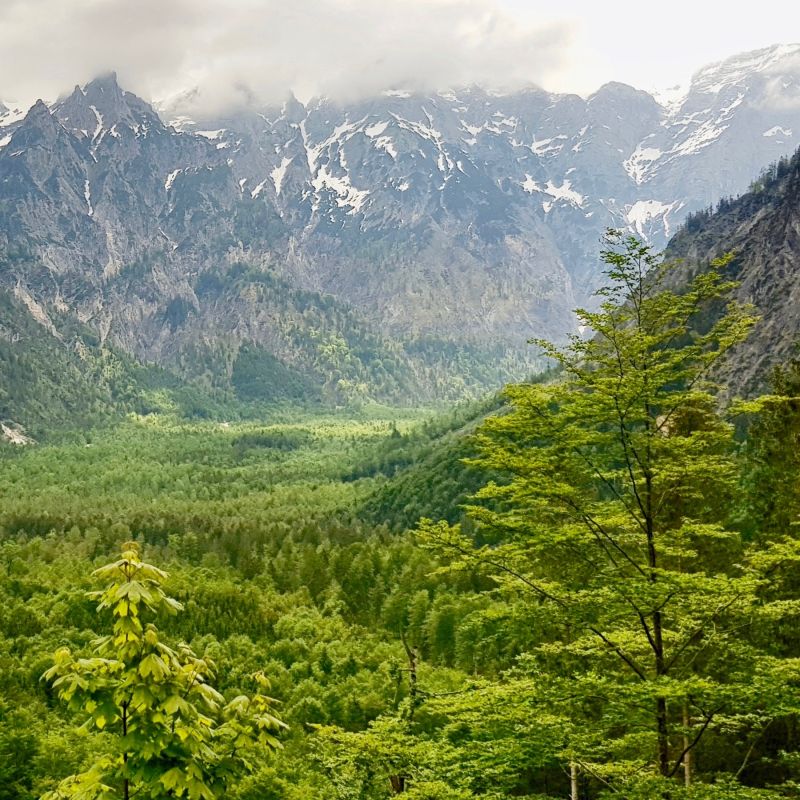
xmin=0 ymin=0 xmax=572 ymax=113
xmin=760 ymin=49 xmax=800 ymax=110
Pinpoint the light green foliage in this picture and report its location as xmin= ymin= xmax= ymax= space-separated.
xmin=313 ymin=716 xmax=484 ymax=800
xmin=6 ymin=244 xmax=800 ymax=798
xmin=41 ymin=543 xmax=286 ymax=800
xmin=0 ymin=406 xmax=487 ymax=798
xmin=417 ymin=232 xmax=800 ymax=794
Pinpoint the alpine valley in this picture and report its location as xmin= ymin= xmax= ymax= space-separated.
xmin=10 ymin=16 xmax=800 ymax=800
xmin=3 ymin=43 xmax=800 ymax=432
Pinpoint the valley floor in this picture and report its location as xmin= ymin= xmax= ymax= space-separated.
xmin=0 ymin=403 xmax=493 ymax=799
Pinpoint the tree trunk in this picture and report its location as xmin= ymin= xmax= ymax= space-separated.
xmin=656 ymin=695 xmax=670 ymax=777
xmin=570 ymin=762 xmax=579 ymax=800
xmin=401 ymin=630 xmax=418 ymax=723
xmin=683 ymin=703 xmax=692 ymax=787
xmin=653 ymin=608 xmax=669 ymax=777
xmin=122 ymin=702 xmax=130 ymax=800
xmin=647 ymin=462 xmax=670 ymax=778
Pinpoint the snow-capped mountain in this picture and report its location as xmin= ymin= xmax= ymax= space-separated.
xmin=630 ymin=44 xmax=800 ymax=214
xmin=1 ymin=44 xmax=800 ymax=405
xmin=155 ymin=43 xmax=800 ymax=302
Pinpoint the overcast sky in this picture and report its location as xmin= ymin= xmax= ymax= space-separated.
xmin=0 ymin=0 xmax=798 ymax=112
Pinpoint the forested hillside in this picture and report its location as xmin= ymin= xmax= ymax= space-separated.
xmin=5 ymin=233 xmax=800 ymax=798
xmin=666 ymin=147 xmax=800 ymax=394
xmin=0 ymin=286 xmax=245 ymax=438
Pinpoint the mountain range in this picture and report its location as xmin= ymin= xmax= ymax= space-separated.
xmin=2 ymin=43 xmax=800 ymax=431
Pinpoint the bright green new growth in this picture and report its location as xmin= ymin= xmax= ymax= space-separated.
xmin=41 ymin=542 xmax=286 ymax=800
xmin=418 ymin=231 xmax=800 ymax=794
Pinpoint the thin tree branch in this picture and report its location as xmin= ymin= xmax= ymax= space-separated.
xmin=667 ymin=712 xmax=716 ymax=778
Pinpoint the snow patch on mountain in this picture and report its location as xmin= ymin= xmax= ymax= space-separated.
xmin=271 ymin=157 xmax=292 ymax=194
xmin=544 ymin=180 xmax=584 ymax=207
xmin=520 ymin=175 xmax=541 ymax=195
xmin=167 ymin=115 xmax=196 ymax=132
xmin=196 ymin=129 xmax=226 ymax=140
xmin=522 ymin=176 xmax=584 ymax=211
xmin=311 ymin=165 xmax=369 ymax=213
xmin=672 ymin=119 xmax=729 ymax=156
xmin=165 ymin=169 xmax=181 ymax=192
xmin=84 ymin=180 xmax=93 ymax=216
xmin=531 ymin=136 xmax=566 ymax=156
xmin=624 ymin=143 xmax=662 ymax=184
xmin=365 ymin=121 xmax=389 ymax=137
xmin=374 ymin=136 xmax=398 ymax=158
xmin=251 ymin=178 xmax=269 ymax=198
xmin=301 ymin=118 xmax=361 ymax=173
xmin=89 ymin=105 xmax=104 ymax=143
xmin=626 ymin=200 xmax=681 ymax=238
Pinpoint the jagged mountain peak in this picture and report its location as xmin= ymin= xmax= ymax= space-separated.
xmin=26 ymin=98 xmax=52 ymax=118
xmin=280 ymin=93 xmax=307 ymax=124
xmin=58 ymin=71 xmax=124 ymax=104
xmin=85 ymin=70 xmax=121 ymax=93
xmin=58 ymin=72 xmax=127 ymax=116
xmin=587 ymin=82 xmax=663 ymax=124
xmin=690 ymin=42 xmax=800 ymax=96
xmin=589 ymin=81 xmax=651 ymax=100
xmin=53 ymin=72 xmax=161 ymax=145
xmin=14 ymin=99 xmax=72 ymax=143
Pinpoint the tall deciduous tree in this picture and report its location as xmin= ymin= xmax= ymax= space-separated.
xmin=419 ymin=231 xmax=800 ymax=794
xmin=41 ymin=542 xmax=286 ymax=800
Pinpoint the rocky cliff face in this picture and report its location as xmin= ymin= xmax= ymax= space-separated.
xmin=665 ymin=149 xmax=800 ymax=395
xmin=0 ymin=82 xmax=533 ymax=416
xmin=1 ymin=45 xmax=800 ymax=414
